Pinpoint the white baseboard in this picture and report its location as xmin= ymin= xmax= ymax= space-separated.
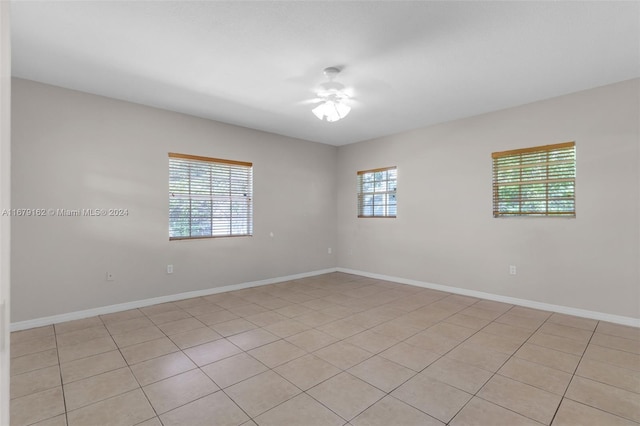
xmin=338 ymin=268 xmax=640 ymax=328
xmin=11 ymin=266 xmax=639 ymax=331
xmin=10 ymin=268 xmax=338 ymax=332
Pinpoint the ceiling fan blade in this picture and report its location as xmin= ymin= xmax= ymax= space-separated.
xmin=296 ymin=98 xmax=324 ymax=106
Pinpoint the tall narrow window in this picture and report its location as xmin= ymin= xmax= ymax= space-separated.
xmin=169 ymin=153 xmax=253 ymax=239
xmin=357 ymin=166 xmax=397 ymax=218
xmin=492 ymin=142 xmax=576 ymax=217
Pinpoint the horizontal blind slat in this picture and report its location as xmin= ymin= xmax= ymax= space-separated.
xmin=494 ymin=177 xmax=575 ymax=186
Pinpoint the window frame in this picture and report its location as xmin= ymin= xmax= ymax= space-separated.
xmin=492 ymin=141 xmax=576 ymax=218
xmin=168 ymin=152 xmax=253 ymax=240
xmin=357 ymin=166 xmax=397 ymax=218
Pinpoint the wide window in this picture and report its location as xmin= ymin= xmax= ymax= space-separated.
xmin=169 ymin=153 xmax=253 ymax=239
xmin=357 ymin=166 xmax=397 ymax=218
xmin=492 ymin=142 xmax=575 ymax=217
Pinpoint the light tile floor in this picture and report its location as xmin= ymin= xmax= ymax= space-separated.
xmin=10 ymin=272 xmax=640 ymax=426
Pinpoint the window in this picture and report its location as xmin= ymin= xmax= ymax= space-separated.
xmin=357 ymin=166 xmax=397 ymax=218
xmin=169 ymin=153 xmax=253 ymax=239
xmin=492 ymin=141 xmax=575 ymax=217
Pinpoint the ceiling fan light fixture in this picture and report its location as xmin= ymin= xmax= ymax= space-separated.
xmin=311 ymin=66 xmax=351 ymax=123
xmin=312 ymin=100 xmax=351 ymax=122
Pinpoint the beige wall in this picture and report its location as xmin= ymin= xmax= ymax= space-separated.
xmin=337 ymin=79 xmax=640 ymax=319
xmin=11 ymin=78 xmax=337 ymax=322
xmin=11 ymin=78 xmax=640 ymax=323
xmin=1 ymin=1 xmax=11 ymax=422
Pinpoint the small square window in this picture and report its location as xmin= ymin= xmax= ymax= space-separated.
xmin=357 ymin=166 xmax=397 ymax=218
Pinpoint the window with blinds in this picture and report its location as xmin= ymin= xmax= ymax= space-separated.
xmin=357 ymin=166 xmax=397 ymax=218
xmin=169 ymin=153 xmax=253 ymax=239
xmin=492 ymin=142 xmax=575 ymax=217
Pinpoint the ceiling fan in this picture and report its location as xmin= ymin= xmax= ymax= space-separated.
xmin=305 ymin=67 xmax=352 ymax=122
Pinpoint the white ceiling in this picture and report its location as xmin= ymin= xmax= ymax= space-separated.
xmin=10 ymin=1 xmax=640 ymax=146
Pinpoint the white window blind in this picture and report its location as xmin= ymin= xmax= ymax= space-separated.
xmin=492 ymin=141 xmax=575 ymax=217
xmin=357 ymin=166 xmax=397 ymax=218
xmin=169 ymin=153 xmax=253 ymax=239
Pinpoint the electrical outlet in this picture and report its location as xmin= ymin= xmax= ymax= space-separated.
xmin=105 ymin=272 xmax=114 ymax=281
xmin=328 ymin=247 xmax=332 ymax=254
xmin=509 ymin=265 xmax=517 ymax=275
xmin=167 ymin=264 xmax=173 ymax=274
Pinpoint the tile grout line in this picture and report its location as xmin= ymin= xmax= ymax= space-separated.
xmin=294 ymin=296 xmax=495 ymax=424
xmin=52 ymin=324 xmax=70 ymax=426
xmin=128 ymin=303 xmax=196 ymax=424
xmin=267 ymin=294 xmax=534 ymax=424
xmin=549 ymin=321 xmax=640 ymax=424
xmin=443 ymin=303 xmax=553 ymax=425
xmin=60 ymin=314 xmax=149 ymax=424
xmin=136 ymin=300 xmax=276 ymax=424
xmin=546 ymin=319 xmax=598 ymax=426
xmin=76 ymin=310 xmax=158 ymax=424
xmin=203 ymin=286 xmax=426 ymax=424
